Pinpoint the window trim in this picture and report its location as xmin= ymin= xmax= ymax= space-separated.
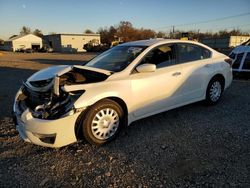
xmin=131 ymin=43 xmax=178 ymax=74
xmin=241 ymin=52 xmax=250 ymax=70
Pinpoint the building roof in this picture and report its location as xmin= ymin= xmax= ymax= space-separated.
xmin=44 ymin=33 xmax=100 ymax=37
xmin=7 ymin=34 xmax=41 ymax=41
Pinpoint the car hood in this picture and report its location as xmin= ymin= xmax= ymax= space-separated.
xmin=27 ymin=65 xmax=111 ymax=82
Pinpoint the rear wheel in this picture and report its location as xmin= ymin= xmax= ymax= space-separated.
xmin=205 ymin=78 xmax=223 ymax=105
xmin=82 ymin=99 xmax=124 ymax=145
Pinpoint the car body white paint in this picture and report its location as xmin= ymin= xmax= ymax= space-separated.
xmin=13 ymin=39 xmax=232 ymax=147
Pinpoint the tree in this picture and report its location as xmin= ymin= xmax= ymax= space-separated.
xmin=20 ymin=26 xmax=31 ymax=35
xmin=98 ymin=26 xmax=117 ymax=45
xmin=0 ymin=38 xmax=4 ymax=45
xmin=116 ymin=21 xmax=135 ymax=42
xmin=156 ymin=31 xmax=165 ymax=38
xmin=84 ymin=29 xmax=94 ymax=34
xmin=137 ymin=28 xmax=155 ymax=40
xmin=33 ymin=29 xmax=43 ymax=37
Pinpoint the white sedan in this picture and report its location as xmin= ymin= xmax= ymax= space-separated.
xmin=13 ymin=39 xmax=233 ymax=147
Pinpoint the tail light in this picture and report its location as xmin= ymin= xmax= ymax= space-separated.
xmin=225 ymin=58 xmax=233 ymax=67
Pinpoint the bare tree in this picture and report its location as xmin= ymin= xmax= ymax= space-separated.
xmin=20 ymin=26 xmax=31 ymax=35
xmin=33 ymin=29 xmax=43 ymax=37
xmin=84 ymin=29 xmax=94 ymax=34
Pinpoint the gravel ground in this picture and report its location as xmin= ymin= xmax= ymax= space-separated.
xmin=0 ymin=52 xmax=250 ymax=187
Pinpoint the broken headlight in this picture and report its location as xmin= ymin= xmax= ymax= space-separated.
xmin=32 ymin=90 xmax=85 ymax=119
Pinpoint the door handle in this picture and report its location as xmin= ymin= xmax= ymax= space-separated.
xmin=172 ymin=72 xmax=181 ymax=76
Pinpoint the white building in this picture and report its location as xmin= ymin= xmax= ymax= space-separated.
xmin=4 ymin=34 xmax=42 ymax=51
xmin=43 ymin=33 xmax=101 ymax=52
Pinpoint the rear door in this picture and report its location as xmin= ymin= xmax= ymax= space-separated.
xmin=175 ymin=43 xmax=213 ymax=103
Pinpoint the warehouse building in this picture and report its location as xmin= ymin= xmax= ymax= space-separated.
xmin=43 ymin=33 xmax=100 ymax=52
xmin=3 ymin=34 xmax=42 ymax=52
xmin=201 ymin=36 xmax=250 ymax=49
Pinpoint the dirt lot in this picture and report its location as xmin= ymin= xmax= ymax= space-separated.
xmin=0 ymin=52 xmax=250 ymax=187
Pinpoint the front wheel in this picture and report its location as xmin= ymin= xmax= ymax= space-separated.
xmin=205 ymin=78 xmax=223 ymax=105
xmin=82 ymin=99 xmax=125 ymax=145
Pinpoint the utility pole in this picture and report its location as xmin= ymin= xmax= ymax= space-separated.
xmin=172 ymin=26 xmax=175 ymax=38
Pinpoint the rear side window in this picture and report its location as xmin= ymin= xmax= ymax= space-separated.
xmin=232 ymin=53 xmax=244 ymax=69
xmin=242 ymin=52 xmax=250 ymax=69
xmin=177 ymin=43 xmax=211 ymax=63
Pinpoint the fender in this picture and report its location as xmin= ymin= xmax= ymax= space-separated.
xmin=64 ymin=80 xmax=132 ymax=111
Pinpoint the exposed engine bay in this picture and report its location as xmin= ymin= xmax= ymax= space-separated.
xmin=16 ymin=66 xmax=110 ymax=120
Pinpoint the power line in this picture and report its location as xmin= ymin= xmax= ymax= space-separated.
xmin=156 ymin=12 xmax=250 ymax=30
xmin=206 ymin=23 xmax=250 ymax=30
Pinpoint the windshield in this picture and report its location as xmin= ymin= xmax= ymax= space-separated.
xmin=86 ymin=46 xmax=146 ymax=72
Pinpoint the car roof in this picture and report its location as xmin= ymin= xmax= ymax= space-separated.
xmin=231 ymin=45 xmax=250 ymax=54
xmin=119 ymin=39 xmax=224 ymax=59
xmin=119 ymin=39 xmax=175 ymax=46
xmin=119 ymin=38 xmax=207 ymax=47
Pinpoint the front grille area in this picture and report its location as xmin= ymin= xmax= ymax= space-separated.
xmin=22 ymin=84 xmax=52 ymax=109
xmin=21 ymin=83 xmax=72 ymax=119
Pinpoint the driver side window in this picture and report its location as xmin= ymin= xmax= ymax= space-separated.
xmin=140 ymin=44 xmax=176 ymax=69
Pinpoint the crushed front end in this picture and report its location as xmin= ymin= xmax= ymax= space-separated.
xmin=13 ymin=65 xmax=110 ymax=147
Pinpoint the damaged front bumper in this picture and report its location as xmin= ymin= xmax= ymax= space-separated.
xmin=12 ymin=65 xmax=110 ymax=148
xmin=13 ymin=89 xmax=83 ymax=148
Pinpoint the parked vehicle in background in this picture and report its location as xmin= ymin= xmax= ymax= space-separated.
xmin=37 ymin=47 xmax=54 ymax=53
xmin=83 ymin=42 xmax=109 ymax=52
xmin=13 ymin=39 xmax=232 ymax=148
xmin=229 ymin=39 xmax=250 ymax=78
xmin=25 ymin=48 xmax=34 ymax=53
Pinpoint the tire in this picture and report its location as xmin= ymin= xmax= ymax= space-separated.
xmin=205 ymin=77 xmax=223 ymax=105
xmin=82 ymin=99 xmax=125 ymax=145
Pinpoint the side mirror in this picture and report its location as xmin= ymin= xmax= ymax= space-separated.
xmin=136 ymin=64 xmax=156 ymax=73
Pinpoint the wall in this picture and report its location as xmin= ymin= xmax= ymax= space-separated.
xmin=60 ymin=34 xmax=100 ymax=52
xmin=43 ymin=35 xmax=62 ymax=52
xmin=201 ymin=36 xmax=250 ymax=49
xmin=229 ymin=36 xmax=250 ymax=47
xmin=201 ymin=37 xmax=230 ymax=49
xmin=12 ymin=34 xmax=42 ymax=51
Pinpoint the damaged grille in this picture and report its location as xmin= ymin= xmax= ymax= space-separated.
xmin=22 ymin=84 xmax=72 ymax=120
xmin=22 ymin=85 xmax=52 ymax=108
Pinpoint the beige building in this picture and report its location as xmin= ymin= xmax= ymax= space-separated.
xmin=43 ymin=33 xmax=100 ymax=52
xmin=201 ymin=36 xmax=250 ymax=49
xmin=3 ymin=34 xmax=42 ymax=51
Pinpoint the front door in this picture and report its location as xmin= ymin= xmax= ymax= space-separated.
xmin=129 ymin=43 xmax=184 ymax=118
xmin=130 ymin=65 xmax=183 ymax=118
